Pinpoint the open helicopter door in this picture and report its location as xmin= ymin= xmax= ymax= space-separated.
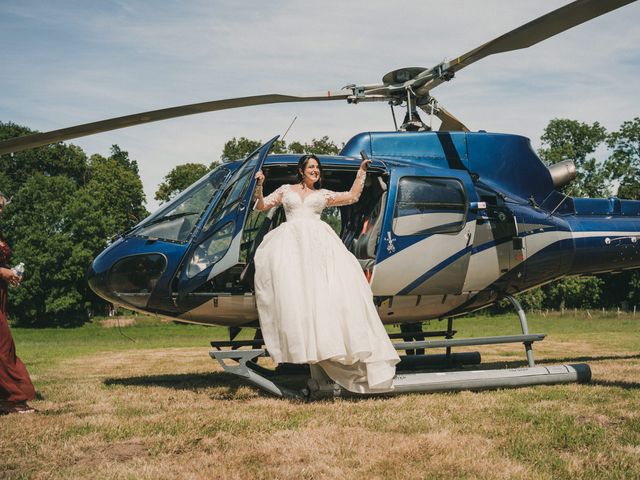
xmin=175 ymin=136 xmax=279 ymax=295
xmin=369 ymin=167 xmax=477 ymax=296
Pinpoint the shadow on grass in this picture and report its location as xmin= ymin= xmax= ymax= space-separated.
xmin=103 ymin=372 xmax=257 ymax=397
xmin=477 ymin=353 xmax=640 ymax=371
xmin=589 ymin=379 xmax=640 ymax=390
xmin=103 ymin=371 xmax=308 ymax=399
xmin=539 ymin=353 xmax=640 ymax=364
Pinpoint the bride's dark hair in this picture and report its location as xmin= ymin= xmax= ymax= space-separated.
xmin=297 ymin=154 xmax=322 ymax=189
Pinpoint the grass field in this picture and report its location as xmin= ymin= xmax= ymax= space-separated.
xmin=1 ymin=313 xmax=639 ymax=479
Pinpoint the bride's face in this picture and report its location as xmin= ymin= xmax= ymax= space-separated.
xmin=301 ymin=158 xmax=320 ymax=184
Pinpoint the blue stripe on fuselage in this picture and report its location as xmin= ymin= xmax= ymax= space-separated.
xmin=397 ymin=245 xmax=472 ymax=295
xmin=395 ymin=228 xmax=560 ymax=295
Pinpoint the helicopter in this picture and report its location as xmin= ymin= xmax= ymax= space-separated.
xmin=0 ymin=0 xmax=638 ymax=398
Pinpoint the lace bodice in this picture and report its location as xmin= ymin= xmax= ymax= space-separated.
xmin=255 ymin=169 xmax=366 ymax=222
xmin=283 ymin=186 xmax=329 ymax=221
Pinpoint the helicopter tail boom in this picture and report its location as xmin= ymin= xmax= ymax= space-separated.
xmin=553 ymin=196 xmax=640 ymax=277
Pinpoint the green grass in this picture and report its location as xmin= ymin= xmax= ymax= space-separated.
xmin=11 ymin=317 xmax=244 ymax=374
xmin=2 ymin=312 xmax=639 ymax=479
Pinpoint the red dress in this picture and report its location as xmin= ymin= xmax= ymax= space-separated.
xmin=0 ymin=240 xmax=35 ymax=403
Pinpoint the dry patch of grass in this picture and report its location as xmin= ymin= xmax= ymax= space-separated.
xmin=99 ymin=317 xmax=136 ymax=328
xmin=1 ymin=315 xmax=639 ymax=479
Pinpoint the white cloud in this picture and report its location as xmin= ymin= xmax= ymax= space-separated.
xmin=1 ymin=0 xmax=638 ymax=210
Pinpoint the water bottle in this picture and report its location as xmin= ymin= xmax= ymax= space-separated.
xmin=12 ymin=262 xmax=25 ymax=285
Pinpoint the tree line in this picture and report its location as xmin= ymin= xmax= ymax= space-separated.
xmin=0 ymin=119 xmax=638 ymax=326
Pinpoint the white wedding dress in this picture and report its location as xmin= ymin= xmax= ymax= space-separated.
xmin=254 ymin=171 xmax=400 ymax=393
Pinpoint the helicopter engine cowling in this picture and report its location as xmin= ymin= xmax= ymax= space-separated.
xmin=548 ymin=160 xmax=577 ymax=189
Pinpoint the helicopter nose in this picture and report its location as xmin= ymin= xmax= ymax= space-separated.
xmin=87 ymin=246 xmax=121 ymax=306
xmin=87 ymin=241 xmax=168 ymax=310
xmin=87 ymin=263 xmax=114 ymax=304
xmin=85 ymin=262 xmax=122 ymax=304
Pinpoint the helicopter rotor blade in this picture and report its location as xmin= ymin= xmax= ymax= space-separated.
xmin=0 ymin=91 xmax=351 ymax=155
xmin=433 ymin=106 xmax=470 ymax=132
xmin=414 ymin=0 xmax=637 ymax=94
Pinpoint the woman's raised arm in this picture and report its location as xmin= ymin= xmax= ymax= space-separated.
xmin=324 ymin=155 xmax=371 ymax=207
xmin=254 ymin=170 xmax=287 ymax=211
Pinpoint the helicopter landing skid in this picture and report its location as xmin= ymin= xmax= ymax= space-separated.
xmin=209 ymin=295 xmax=592 ymax=399
xmin=209 ymin=347 xmax=591 ymax=400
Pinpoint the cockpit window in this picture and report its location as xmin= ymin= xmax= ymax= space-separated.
xmin=204 ymin=151 xmax=261 ymax=230
xmin=135 ymin=165 xmax=230 ymax=242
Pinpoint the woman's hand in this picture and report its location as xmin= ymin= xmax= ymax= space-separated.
xmin=359 ymin=151 xmax=371 ymax=172
xmin=0 ymin=267 xmax=21 ymax=287
xmin=255 ymin=170 xmax=265 ymax=186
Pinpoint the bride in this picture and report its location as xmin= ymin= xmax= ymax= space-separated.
xmin=253 ymin=154 xmax=399 ymax=393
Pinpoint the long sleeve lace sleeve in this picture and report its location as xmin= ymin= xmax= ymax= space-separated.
xmin=254 ymin=184 xmax=287 ymax=211
xmin=324 ymin=169 xmax=366 ymax=207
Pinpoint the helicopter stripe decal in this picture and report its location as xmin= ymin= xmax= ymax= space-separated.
xmin=375 ymin=226 xmax=635 ymax=297
xmin=397 ymin=245 xmax=473 ymax=295
xmin=471 ymin=237 xmax=511 ymax=255
xmin=436 ymin=132 xmax=468 ymax=171
xmin=572 ymin=231 xmax=640 ymax=238
xmin=401 ymin=229 xmax=568 ymax=296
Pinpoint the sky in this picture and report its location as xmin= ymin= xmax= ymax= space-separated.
xmin=1 ymin=0 xmax=639 ymax=211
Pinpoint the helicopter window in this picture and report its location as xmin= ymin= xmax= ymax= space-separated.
xmin=187 ymin=221 xmax=235 ymax=278
xmin=135 ymin=166 xmax=230 ymax=242
xmin=393 ymin=177 xmax=466 ymax=236
xmin=107 ymin=254 xmax=167 ymax=308
xmin=204 ymin=152 xmax=260 ymax=230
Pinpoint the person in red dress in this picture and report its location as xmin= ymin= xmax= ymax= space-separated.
xmin=0 ymin=192 xmax=36 ymax=414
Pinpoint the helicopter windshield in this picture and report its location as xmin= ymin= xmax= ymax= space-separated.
xmin=134 ymin=165 xmax=231 ymax=242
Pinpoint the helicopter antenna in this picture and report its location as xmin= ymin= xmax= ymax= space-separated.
xmin=389 ymin=104 xmax=398 ymax=131
xmin=281 ymin=116 xmax=297 ymax=143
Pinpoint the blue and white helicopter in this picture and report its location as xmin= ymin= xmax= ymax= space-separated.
xmin=1 ymin=0 xmax=637 ymax=398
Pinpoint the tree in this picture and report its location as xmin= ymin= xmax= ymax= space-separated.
xmin=221 ymin=137 xmax=262 ymax=162
xmin=538 ymin=119 xmax=608 ymax=197
xmin=0 ymin=122 xmax=88 ymax=192
xmin=4 ymin=155 xmax=148 ymax=327
xmin=288 ymin=136 xmax=341 ymax=155
xmin=605 ymin=117 xmax=640 ymax=199
xmin=155 ymin=163 xmax=211 ymax=203
xmin=87 ymin=153 xmax=148 ymax=232
xmin=220 ymin=135 xmax=342 ymax=164
xmin=108 ymin=144 xmax=139 ymax=175
xmin=5 ymin=174 xmax=84 ymax=326
xmin=543 ymin=276 xmax=603 ymax=310
xmin=0 ymin=122 xmax=148 ymax=326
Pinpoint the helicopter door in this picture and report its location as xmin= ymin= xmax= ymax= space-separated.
xmin=369 ymin=168 xmax=477 ymax=296
xmin=176 ymin=136 xmax=279 ymax=294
